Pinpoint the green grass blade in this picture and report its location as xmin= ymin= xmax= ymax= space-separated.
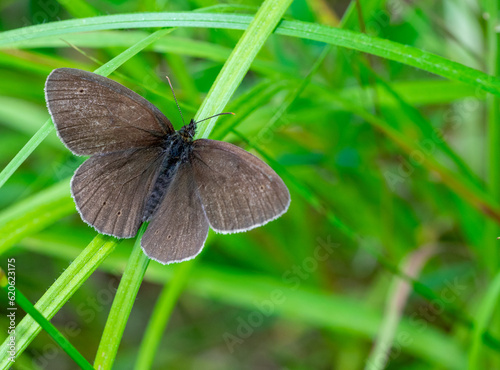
xmin=0 ymin=271 xmax=94 ymax=370
xmin=468 ymin=271 xmax=500 ymax=368
xmin=250 ymin=45 xmax=332 ymax=147
xmin=212 ymin=80 xmax=287 ymax=140
xmin=362 ymin=64 xmax=481 ymax=188
xmin=93 ymin=225 xmax=149 ymax=370
xmin=167 ymin=265 xmax=467 ymax=369
xmin=92 ymin=28 xmax=173 ymax=75
xmin=0 ymin=118 xmax=53 ymax=189
xmin=1 ymin=13 xmax=500 ymax=96
xmin=193 ymin=1 xmax=293 ymax=138
xmin=55 ymin=0 xmax=99 ymax=18
xmin=0 ymin=235 xmax=117 ymax=369
xmin=0 ymin=178 xmax=74 ymax=254
xmin=134 ymin=260 xmax=196 ymax=370
xmin=0 ymin=97 xmax=60 ymax=146
xmin=485 ymin=0 xmax=500 ymax=274
xmin=0 ymin=28 xmax=173 ymax=191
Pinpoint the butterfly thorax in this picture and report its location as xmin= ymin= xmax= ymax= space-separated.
xmin=142 ymin=123 xmax=195 ymax=222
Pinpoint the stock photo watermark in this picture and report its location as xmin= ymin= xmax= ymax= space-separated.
xmin=21 ymin=0 xmax=62 ymax=27
xmin=383 ymin=96 xmax=483 ymax=191
xmin=222 ymin=236 xmax=339 ymax=353
xmin=5 ymin=258 xmax=16 ymax=363
xmin=32 ymin=277 xmax=118 ymax=368
xmin=365 ymin=275 xmax=468 ymax=370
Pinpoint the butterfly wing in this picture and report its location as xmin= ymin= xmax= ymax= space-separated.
xmin=191 ymin=139 xmax=290 ymax=233
xmin=141 ymin=162 xmax=209 ymax=264
xmin=71 ymin=147 xmax=165 ymax=238
xmin=45 ymin=68 xmax=174 ymax=155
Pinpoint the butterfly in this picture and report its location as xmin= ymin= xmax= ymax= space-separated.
xmin=45 ymin=68 xmax=290 ymax=264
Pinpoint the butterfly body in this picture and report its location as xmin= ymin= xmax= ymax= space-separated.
xmin=143 ymin=122 xmax=195 ymax=221
xmin=45 ymin=68 xmax=290 ymax=264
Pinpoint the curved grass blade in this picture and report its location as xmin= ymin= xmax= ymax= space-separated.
xmin=468 ymin=270 xmax=500 ymax=368
xmin=0 ymin=235 xmax=117 ymax=369
xmin=1 ymin=13 xmax=500 ymax=96
xmin=0 ymin=119 xmax=53 ymax=189
xmin=0 ymin=269 xmax=94 ymax=370
xmin=485 ymin=0 xmax=500 ymax=275
xmin=0 ymin=28 xmax=173 ymax=190
xmin=0 ymin=178 xmax=74 ymax=254
xmin=134 ymin=260 xmax=196 ymax=370
xmin=93 ymin=225 xmax=149 ymax=369
xmin=193 ymin=1 xmax=293 ymax=138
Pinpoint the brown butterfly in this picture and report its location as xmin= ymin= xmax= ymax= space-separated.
xmin=45 ymin=68 xmax=290 ymax=264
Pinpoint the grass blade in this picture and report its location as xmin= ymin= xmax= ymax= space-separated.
xmin=1 ymin=13 xmax=500 ymax=96
xmin=485 ymin=0 xmax=500 ymax=274
xmin=194 ymin=2 xmax=293 ymax=138
xmin=0 ymin=28 xmax=173 ymax=190
xmin=468 ymin=271 xmax=500 ymax=368
xmin=94 ymin=225 xmax=149 ymax=370
xmin=0 ymin=235 xmax=117 ymax=369
xmin=0 ymin=270 xmax=94 ymax=370
xmin=96 ymin=1 xmax=293 ymax=366
xmin=134 ymin=260 xmax=196 ymax=370
xmin=0 ymin=178 xmax=74 ymax=254
xmin=0 ymin=119 xmax=53 ymax=189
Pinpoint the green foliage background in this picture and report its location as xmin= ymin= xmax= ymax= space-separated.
xmin=0 ymin=0 xmax=500 ymax=369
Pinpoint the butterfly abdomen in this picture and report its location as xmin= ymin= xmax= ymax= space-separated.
xmin=142 ymin=133 xmax=193 ymax=221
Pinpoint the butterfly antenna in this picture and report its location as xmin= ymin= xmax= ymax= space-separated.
xmin=166 ymin=76 xmax=185 ymax=125
xmin=195 ymin=112 xmax=235 ymax=124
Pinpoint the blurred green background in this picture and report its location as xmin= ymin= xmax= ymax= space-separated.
xmin=1 ymin=0 xmax=500 ymax=369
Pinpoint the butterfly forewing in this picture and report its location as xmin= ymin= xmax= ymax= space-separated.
xmin=191 ymin=139 xmax=290 ymax=233
xmin=142 ymin=162 xmax=209 ymax=264
xmin=45 ymin=68 xmax=174 ymax=156
xmin=72 ymin=147 xmax=165 ymax=238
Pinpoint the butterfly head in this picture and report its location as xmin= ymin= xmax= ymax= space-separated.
xmin=178 ymin=113 xmax=235 ymax=143
xmin=178 ymin=119 xmax=196 ymax=142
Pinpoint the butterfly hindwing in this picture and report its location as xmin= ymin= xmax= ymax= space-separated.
xmin=71 ymin=147 xmax=165 ymax=238
xmin=191 ymin=139 xmax=290 ymax=233
xmin=142 ymin=162 xmax=209 ymax=264
xmin=45 ymin=68 xmax=174 ymax=156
